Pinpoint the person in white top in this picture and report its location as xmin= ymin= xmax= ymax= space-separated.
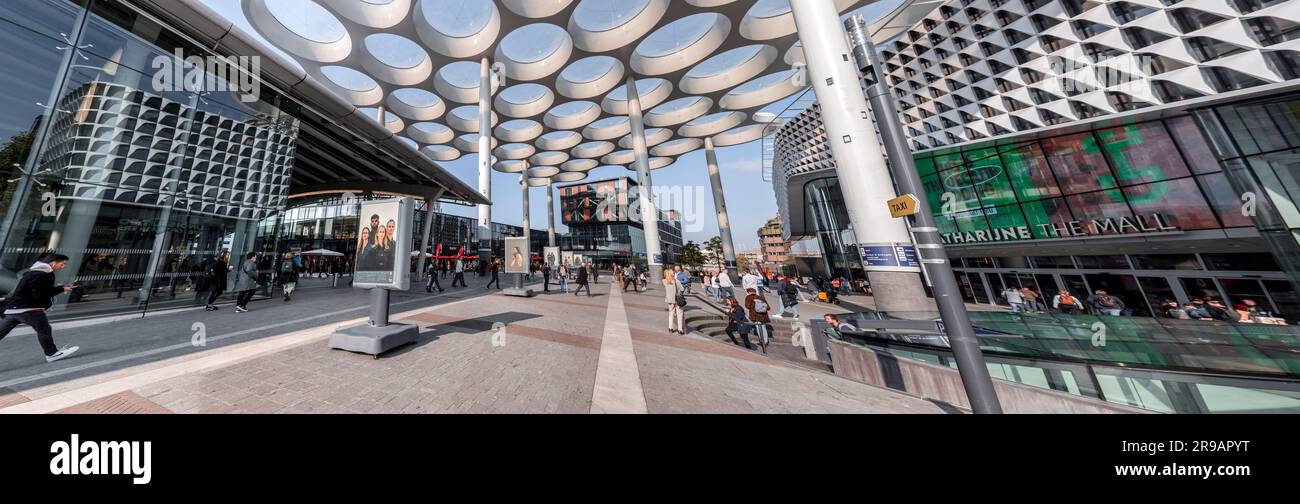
xmin=741 ymin=271 xmax=761 ymax=292
xmin=716 ymin=269 xmax=735 ymax=302
xmin=1003 ymin=287 xmax=1026 ymax=313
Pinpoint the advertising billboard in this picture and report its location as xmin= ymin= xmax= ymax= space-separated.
xmin=543 ymin=246 xmax=560 ymax=268
xmin=504 ymin=237 xmax=530 ymax=274
xmin=353 ymin=198 xmax=413 ymax=289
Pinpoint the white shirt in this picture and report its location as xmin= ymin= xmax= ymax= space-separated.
xmin=1004 ymin=289 xmax=1025 ymax=304
xmin=716 ymin=271 xmax=733 ymax=288
xmin=742 ymin=273 xmax=760 ymax=291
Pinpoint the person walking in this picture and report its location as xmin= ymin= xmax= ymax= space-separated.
xmin=623 ymin=264 xmax=639 ymax=292
xmin=1003 ymin=286 xmax=1026 ymax=313
xmin=742 ymin=270 xmax=761 ymax=293
xmin=574 ymin=263 xmax=591 ymax=296
xmin=233 ymin=252 xmax=259 ymax=313
xmin=1020 ymin=287 xmax=1041 ymax=313
xmin=204 ymin=250 xmax=231 ymax=311
xmin=745 ymin=287 xmax=772 ymax=353
xmin=425 ymin=259 xmax=444 ymax=293
xmin=779 ymin=277 xmax=801 ymax=319
xmin=0 ymin=254 xmax=81 ymax=363
xmin=485 ymin=259 xmax=501 ymax=289
xmin=1053 ymin=290 xmax=1082 ymax=315
xmin=665 ymin=268 xmax=686 ymax=334
xmin=723 ymin=296 xmax=754 ymax=350
xmin=277 ymin=252 xmax=299 ymax=302
xmin=717 ymin=268 xmax=735 ymax=302
xmin=1088 ymin=290 xmax=1125 ymax=316
xmin=452 ymin=258 xmax=466 ymax=288
xmin=674 ymin=265 xmax=691 ymax=295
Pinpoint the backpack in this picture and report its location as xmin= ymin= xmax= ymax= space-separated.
xmin=1098 ymin=295 xmax=1119 ymax=308
xmin=754 ymin=297 xmax=769 ymax=313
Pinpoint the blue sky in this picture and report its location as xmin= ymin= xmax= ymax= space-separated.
xmin=203 ymin=0 xmax=902 ymax=250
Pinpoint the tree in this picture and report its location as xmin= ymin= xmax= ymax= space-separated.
xmin=680 ymin=241 xmax=705 ymax=269
xmin=705 ymin=236 xmax=724 ymax=270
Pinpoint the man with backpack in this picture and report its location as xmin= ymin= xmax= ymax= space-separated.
xmin=0 ymin=254 xmax=81 ymax=363
xmin=1053 ymin=290 xmax=1082 ymax=315
xmin=1088 ymin=290 xmax=1125 ymax=316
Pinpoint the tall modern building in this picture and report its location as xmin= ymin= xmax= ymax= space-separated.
xmin=558 ymin=176 xmax=683 ymax=268
xmin=774 ymin=0 xmax=1300 ymax=321
xmin=757 ymin=215 xmax=794 ymax=275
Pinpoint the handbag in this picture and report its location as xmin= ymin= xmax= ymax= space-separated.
xmin=675 ymin=293 xmax=687 ymax=307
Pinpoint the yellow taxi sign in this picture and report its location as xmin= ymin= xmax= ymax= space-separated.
xmin=888 ymin=194 xmax=921 ymax=219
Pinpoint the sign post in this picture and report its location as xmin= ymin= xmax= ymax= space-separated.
xmin=887 ymin=194 xmax=920 ymax=219
xmin=328 ymin=197 xmax=420 ymax=358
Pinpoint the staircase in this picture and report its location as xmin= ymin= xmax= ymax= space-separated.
xmin=683 ymin=292 xmax=829 ymax=372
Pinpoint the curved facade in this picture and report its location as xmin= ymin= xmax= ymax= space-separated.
xmin=773 ymin=1 xmax=1300 ymax=321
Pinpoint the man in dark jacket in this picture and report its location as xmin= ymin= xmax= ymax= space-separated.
xmin=0 ymin=254 xmax=80 ymax=362
xmin=574 ymin=264 xmax=591 ymax=297
xmin=205 ymin=250 xmax=231 ymax=311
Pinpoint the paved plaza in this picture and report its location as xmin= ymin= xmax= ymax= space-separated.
xmin=0 ymin=278 xmax=945 ymax=414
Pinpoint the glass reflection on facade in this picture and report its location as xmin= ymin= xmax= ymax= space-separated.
xmin=916 ymin=115 xmax=1244 ymax=246
xmin=0 ymin=0 xmax=298 ymax=319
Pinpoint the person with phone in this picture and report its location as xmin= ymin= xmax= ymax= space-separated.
xmin=0 ymin=253 xmax=81 ymax=363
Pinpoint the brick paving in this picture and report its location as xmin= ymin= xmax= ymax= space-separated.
xmin=2 ymin=279 xmax=948 ymax=414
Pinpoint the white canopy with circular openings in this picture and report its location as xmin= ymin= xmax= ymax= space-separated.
xmin=552 ymin=171 xmax=589 ymax=183
xmin=529 ymin=151 xmax=570 ymax=167
xmin=528 ymin=166 xmax=562 ymax=178
xmin=492 ymin=159 xmax=529 ymax=173
xmin=570 ymin=141 xmax=615 ymax=160
xmin=651 ymin=138 xmax=703 ymax=157
xmin=560 ymin=158 xmax=599 ymax=172
xmin=407 ymin=122 xmax=455 ymax=144
xmin=494 ymin=83 xmax=555 ymax=118
xmin=237 ymin=0 xmax=887 ymax=167
xmin=495 ymin=119 xmax=544 ymax=142
xmin=388 ymin=88 xmax=446 ymax=121
xmin=536 ymin=131 xmax=583 ymax=151
xmin=494 ymin=142 xmax=537 ymax=160
xmin=619 ymin=127 xmax=672 ymax=149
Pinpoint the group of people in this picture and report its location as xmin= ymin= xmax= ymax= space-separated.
xmin=355 ymin=214 xmax=398 ymax=273
xmin=1159 ymin=297 xmax=1286 ymax=324
xmin=660 ymin=266 xmax=805 ymax=355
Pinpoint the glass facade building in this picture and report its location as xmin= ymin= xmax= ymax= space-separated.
xmin=0 ymin=0 xmax=481 ymax=320
xmin=558 ymin=176 xmax=684 ymax=268
xmin=912 ymin=108 xmax=1300 ymax=321
xmin=0 ymin=0 xmax=298 ymax=319
xmin=916 ymin=115 xmax=1244 ymax=246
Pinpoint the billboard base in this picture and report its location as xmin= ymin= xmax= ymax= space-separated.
xmin=503 ymin=288 xmax=534 ymax=298
xmin=328 ymin=323 xmax=420 ymax=359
